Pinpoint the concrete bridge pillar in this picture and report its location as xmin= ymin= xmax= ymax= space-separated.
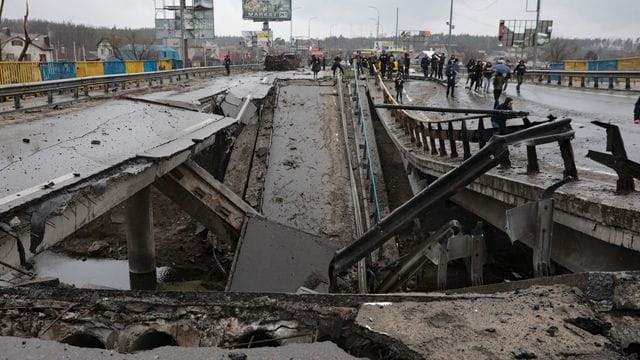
xmin=125 ymin=187 xmax=157 ymax=290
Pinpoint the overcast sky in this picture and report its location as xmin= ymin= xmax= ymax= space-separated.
xmin=3 ymin=0 xmax=639 ymax=40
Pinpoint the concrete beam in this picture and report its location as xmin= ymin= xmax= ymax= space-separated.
xmin=154 ymin=160 xmax=258 ymax=239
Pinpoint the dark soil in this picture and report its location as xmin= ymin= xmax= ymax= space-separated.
xmin=51 ymin=187 xmax=226 ymax=289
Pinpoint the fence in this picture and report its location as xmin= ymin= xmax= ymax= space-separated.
xmin=0 ymin=62 xmax=42 ymax=84
xmin=0 ymin=59 xmax=181 ymax=85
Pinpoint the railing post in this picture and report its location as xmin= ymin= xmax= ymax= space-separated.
xmin=477 ymin=117 xmax=486 ymax=148
xmin=437 ymin=123 xmax=447 ymax=157
xmin=84 ymin=86 xmax=89 ymax=97
xmin=526 ymin=145 xmax=540 ymax=174
xmin=13 ymin=95 xmax=21 ymax=110
xmin=608 ymin=77 xmax=614 ymax=90
xmin=580 ymin=76 xmax=585 ymax=88
xmin=448 ymin=122 xmax=458 ymax=158
xmin=414 ymin=124 xmax=422 ymax=148
xmin=73 ymin=87 xmax=79 ymax=99
xmin=547 ymin=75 xmax=551 ymax=84
xmin=104 ymin=83 xmax=110 ymax=94
xmin=421 ymin=124 xmax=430 ymax=153
xmin=568 ymin=76 xmax=573 ymax=87
xmin=594 ymin=77 xmax=599 ymax=88
xmin=428 ymin=123 xmax=438 ymax=155
xmin=461 ymin=120 xmax=471 ymax=160
xmin=626 ymin=77 xmax=631 ymax=90
xmin=559 ymin=139 xmax=578 ymax=180
xmin=556 ymin=76 xmax=561 ymax=86
xmin=47 ymin=91 xmax=53 ymax=104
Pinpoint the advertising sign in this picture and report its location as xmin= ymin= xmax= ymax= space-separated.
xmin=498 ymin=20 xmax=553 ymax=48
xmin=242 ymin=0 xmax=292 ymax=22
xmin=241 ymin=31 xmax=272 ymax=48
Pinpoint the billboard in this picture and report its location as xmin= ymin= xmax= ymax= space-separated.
xmin=498 ymin=20 xmax=553 ymax=48
xmin=242 ymin=0 xmax=292 ymax=22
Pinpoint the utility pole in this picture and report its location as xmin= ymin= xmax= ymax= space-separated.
xmin=447 ymin=0 xmax=454 ymax=56
xmin=180 ymin=0 xmax=187 ymax=66
xmin=368 ymin=6 xmax=380 ymax=47
xmin=532 ymin=0 xmax=541 ymax=69
xmin=394 ymin=7 xmax=399 ymax=49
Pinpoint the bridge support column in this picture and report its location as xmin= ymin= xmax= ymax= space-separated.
xmin=125 ymin=187 xmax=157 ymax=290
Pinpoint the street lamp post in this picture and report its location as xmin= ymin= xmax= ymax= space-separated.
xmin=447 ymin=0 xmax=454 ymax=56
xmin=368 ymin=5 xmax=380 ymax=46
xmin=308 ymin=16 xmax=317 ymax=48
xmin=290 ymin=6 xmax=302 ymax=51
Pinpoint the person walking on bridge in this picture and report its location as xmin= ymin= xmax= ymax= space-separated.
xmin=515 ymin=60 xmax=527 ymax=92
xmin=483 ymin=61 xmax=493 ymax=93
xmin=395 ymin=73 xmax=405 ymax=104
xmin=445 ymin=57 xmax=461 ymax=98
xmin=332 ymin=55 xmax=344 ymax=78
xmin=437 ymin=53 xmax=446 ymax=80
xmin=430 ymin=54 xmax=438 ymax=78
xmin=404 ymin=52 xmax=411 ymax=78
xmin=492 ymin=73 xmax=507 ymax=108
xmin=465 ymin=58 xmax=476 ymax=87
xmin=224 ymin=54 xmax=232 ymax=76
xmin=634 ymin=96 xmax=640 ymax=124
xmin=379 ymin=50 xmax=389 ymax=78
xmin=421 ymin=55 xmax=431 ymax=80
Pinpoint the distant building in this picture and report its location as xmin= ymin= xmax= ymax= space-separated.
xmin=0 ymin=27 xmax=53 ymax=61
xmin=96 ymin=39 xmax=114 ymax=61
xmin=109 ymin=44 xmax=181 ymax=61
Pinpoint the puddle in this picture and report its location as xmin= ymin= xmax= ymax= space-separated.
xmin=32 ymin=251 xmax=170 ymax=290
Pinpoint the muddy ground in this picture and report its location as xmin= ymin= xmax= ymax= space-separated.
xmin=51 ymin=188 xmax=226 ymax=290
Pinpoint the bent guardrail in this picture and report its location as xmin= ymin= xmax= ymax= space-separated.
xmin=526 ymin=70 xmax=640 ymax=90
xmin=328 ymin=118 xmax=575 ymax=290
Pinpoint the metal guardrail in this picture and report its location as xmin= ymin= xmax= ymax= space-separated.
xmin=354 ymin=66 xmax=383 ymax=223
xmin=526 ymin=70 xmax=640 ymax=90
xmin=0 ymin=64 xmax=264 ymax=110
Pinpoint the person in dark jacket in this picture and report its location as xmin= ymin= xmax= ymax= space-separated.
xmin=493 ymin=73 xmax=506 ymax=108
xmin=421 ymin=55 xmax=430 ymax=79
xmin=311 ymin=55 xmax=321 ymax=80
xmin=491 ymin=97 xmax=514 ymax=131
xmin=430 ymin=54 xmax=438 ymax=78
xmin=404 ymin=53 xmax=411 ymax=78
xmin=395 ymin=73 xmax=405 ymax=104
xmin=473 ymin=61 xmax=485 ymax=92
xmin=515 ymin=60 xmax=527 ymax=92
xmin=332 ymin=55 xmax=344 ymax=77
xmin=465 ymin=58 xmax=476 ymax=86
xmin=224 ymin=54 xmax=232 ymax=75
xmin=634 ymin=96 xmax=640 ymax=124
xmin=445 ymin=58 xmax=461 ymax=98
xmin=379 ymin=50 xmax=389 ymax=78
xmin=483 ymin=61 xmax=493 ymax=93
xmin=437 ymin=53 xmax=446 ymax=80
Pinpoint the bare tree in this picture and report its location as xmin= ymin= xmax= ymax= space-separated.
xmin=0 ymin=0 xmax=5 ymax=60
xmin=545 ymin=38 xmax=577 ymax=63
xmin=18 ymin=0 xmax=33 ymax=61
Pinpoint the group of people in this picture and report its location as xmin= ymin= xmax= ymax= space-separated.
xmin=420 ymin=53 xmax=448 ymax=80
